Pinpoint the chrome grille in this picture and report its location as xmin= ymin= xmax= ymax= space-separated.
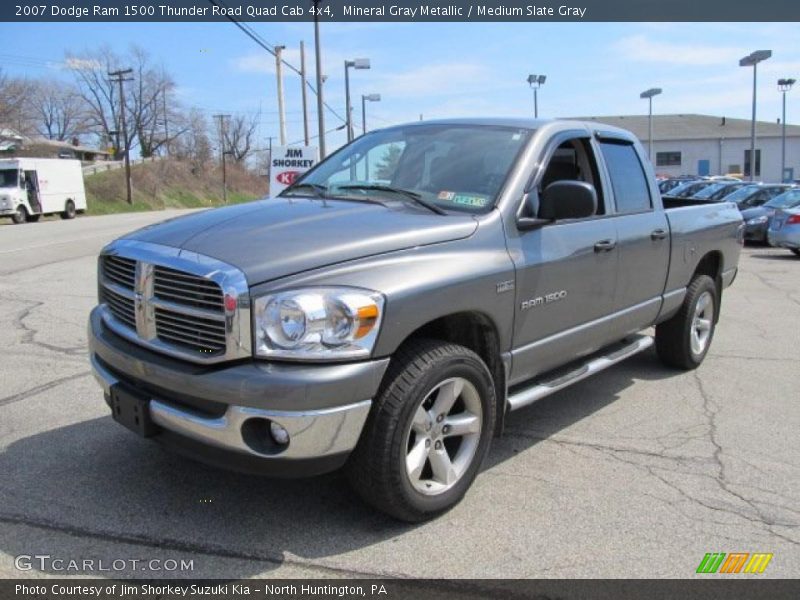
xmin=97 ymin=241 xmax=251 ymax=365
xmin=103 ymin=287 xmax=136 ymax=329
xmin=103 ymin=256 xmax=136 ymax=290
xmin=154 ymin=266 xmax=224 ymax=310
xmin=155 ymin=308 xmax=226 ymax=354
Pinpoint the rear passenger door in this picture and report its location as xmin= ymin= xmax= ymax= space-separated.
xmin=597 ymin=136 xmax=670 ymax=337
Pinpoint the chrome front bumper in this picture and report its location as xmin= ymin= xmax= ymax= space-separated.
xmin=90 ymin=352 xmax=372 ymax=461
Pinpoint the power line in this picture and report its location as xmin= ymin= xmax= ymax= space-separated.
xmin=206 ymin=0 xmax=346 ymax=124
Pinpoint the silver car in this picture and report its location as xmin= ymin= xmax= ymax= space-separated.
xmin=768 ymin=207 xmax=800 ymax=256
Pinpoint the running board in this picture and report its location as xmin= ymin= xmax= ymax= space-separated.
xmin=507 ymin=335 xmax=654 ymax=411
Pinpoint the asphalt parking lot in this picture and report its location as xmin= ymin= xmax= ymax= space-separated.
xmin=0 ymin=211 xmax=798 ymax=580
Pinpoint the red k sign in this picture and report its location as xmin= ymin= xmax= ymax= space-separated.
xmin=276 ymin=171 xmax=299 ymax=185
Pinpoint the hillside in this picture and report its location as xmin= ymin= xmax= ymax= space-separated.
xmin=85 ymin=159 xmax=268 ymax=215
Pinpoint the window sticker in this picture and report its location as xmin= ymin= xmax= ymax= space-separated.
xmin=437 ymin=191 xmax=490 ymax=208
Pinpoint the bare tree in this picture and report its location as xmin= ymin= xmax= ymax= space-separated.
xmin=224 ymin=112 xmax=259 ymax=164
xmin=67 ymin=47 xmax=126 ymax=157
xmin=0 ymin=69 xmax=34 ymax=133
xmin=29 ymin=80 xmax=87 ymax=141
xmin=129 ymin=47 xmax=178 ymax=158
xmin=172 ymin=108 xmax=211 ymax=172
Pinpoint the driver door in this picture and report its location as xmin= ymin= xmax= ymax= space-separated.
xmin=507 ymin=133 xmax=619 ymax=384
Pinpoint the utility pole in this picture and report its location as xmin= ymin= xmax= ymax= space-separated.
xmin=213 ymin=114 xmax=230 ymax=204
xmin=313 ymin=0 xmax=326 ymax=158
xmin=108 ymin=68 xmax=134 ymax=205
xmin=275 ymin=45 xmax=287 ymax=146
xmin=300 ymin=41 xmax=310 ymax=146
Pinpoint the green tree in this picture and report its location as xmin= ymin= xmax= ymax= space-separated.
xmin=374 ymin=143 xmax=403 ymax=180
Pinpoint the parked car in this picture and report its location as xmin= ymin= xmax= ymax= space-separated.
xmin=725 ymin=184 xmax=793 ymax=210
xmin=658 ymin=177 xmax=698 ymax=194
xmin=690 ymin=181 xmax=747 ymax=202
xmin=665 ymin=180 xmax=716 ymax=199
xmin=768 ymin=207 xmax=800 ymax=256
xmin=88 ymin=118 xmax=743 ymax=521
xmin=741 ymin=189 xmax=800 ymax=243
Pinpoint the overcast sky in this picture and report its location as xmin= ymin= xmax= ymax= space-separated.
xmin=2 ymin=20 xmax=799 ymax=152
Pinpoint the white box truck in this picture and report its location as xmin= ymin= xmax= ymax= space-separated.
xmin=0 ymin=158 xmax=87 ymax=224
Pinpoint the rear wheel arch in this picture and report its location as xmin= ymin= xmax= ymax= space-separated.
xmin=692 ymin=251 xmax=723 ymax=322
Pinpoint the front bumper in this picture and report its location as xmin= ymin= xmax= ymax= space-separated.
xmin=88 ymin=307 xmax=390 ymax=476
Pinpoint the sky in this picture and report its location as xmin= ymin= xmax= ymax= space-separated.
xmin=1 ymin=20 xmax=799 ymax=154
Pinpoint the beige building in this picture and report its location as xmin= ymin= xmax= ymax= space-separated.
xmin=575 ymin=114 xmax=800 ymax=183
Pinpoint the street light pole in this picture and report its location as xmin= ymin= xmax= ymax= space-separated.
xmin=275 ymin=45 xmax=287 ymax=146
xmin=640 ymin=88 xmax=663 ymax=161
xmin=344 ymin=58 xmax=371 ymax=142
xmin=361 ymin=93 xmax=380 ymax=135
xmin=778 ymin=78 xmax=796 ymax=182
xmin=313 ymin=1 xmax=326 ymax=158
xmin=526 ymin=74 xmax=546 ymax=119
xmin=739 ymin=50 xmax=772 ymax=181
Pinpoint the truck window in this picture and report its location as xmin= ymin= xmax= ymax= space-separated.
xmin=0 ymin=169 xmax=18 ymax=188
xmin=539 ymin=138 xmax=606 ymax=215
xmin=598 ymin=141 xmax=652 ymax=213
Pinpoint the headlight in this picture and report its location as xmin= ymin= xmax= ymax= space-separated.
xmin=254 ymin=287 xmax=384 ymax=361
xmin=0 ymin=196 xmax=9 ymax=208
xmin=747 ymin=216 xmax=768 ymax=225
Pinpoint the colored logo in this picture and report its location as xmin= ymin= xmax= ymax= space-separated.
xmin=276 ymin=171 xmax=300 ymax=185
xmin=696 ymin=552 xmax=773 ymax=574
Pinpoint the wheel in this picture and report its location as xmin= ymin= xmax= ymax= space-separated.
xmin=791 ymin=249 xmax=800 ymax=257
xmin=346 ymin=338 xmax=496 ymax=522
xmin=11 ymin=206 xmax=27 ymax=224
xmin=61 ymin=200 xmax=76 ymax=219
xmin=656 ymin=274 xmax=717 ymax=370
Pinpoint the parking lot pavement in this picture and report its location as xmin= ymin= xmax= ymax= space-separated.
xmin=0 ymin=212 xmax=798 ymax=580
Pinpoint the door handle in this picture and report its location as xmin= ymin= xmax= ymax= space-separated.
xmin=651 ymin=228 xmax=668 ymax=241
xmin=594 ymin=239 xmax=616 ymax=252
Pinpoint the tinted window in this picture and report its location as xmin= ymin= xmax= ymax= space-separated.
xmin=599 ymin=142 xmax=652 ymax=213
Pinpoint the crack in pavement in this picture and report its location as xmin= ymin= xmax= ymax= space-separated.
xmin=0 ymin=372 xmax=91 ymax=408
xmin=12 ymin=299 xmax=87 ymax=357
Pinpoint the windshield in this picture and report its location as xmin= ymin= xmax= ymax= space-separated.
xmin=765 ymin=190 xmax=800 ymax=209
xmin=692 ymin=183 xmax=725 ymax=198
xmin=724 ymin=185 xmax=760 ymax=204
xmin=0 ymin=169 xmax=19 ymax=188
xmin=285 ymin=124 xmax=533 ymax=214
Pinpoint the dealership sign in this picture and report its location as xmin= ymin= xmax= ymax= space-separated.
xmin=270 ymin=146 xmax=318 ymax=195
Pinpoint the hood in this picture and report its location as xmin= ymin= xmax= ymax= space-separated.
xmin=123 ymin=197 xmax=478 ymax=284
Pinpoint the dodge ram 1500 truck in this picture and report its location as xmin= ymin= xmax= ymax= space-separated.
xmin=89 ymin=119 xmax=743 ymax=521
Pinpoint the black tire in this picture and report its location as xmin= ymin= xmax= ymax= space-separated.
xmin=791 ymin=249 xmax=800 ymax=257
xmin=346 ymin=338 xmax=496 ymax=522
xmin=656 ymin=274 xmax=718 ymax=370
xmin=61 ymin=200 xmax=76 ymax=220
xmin=11 ymin=206 xmax=27 ymax=224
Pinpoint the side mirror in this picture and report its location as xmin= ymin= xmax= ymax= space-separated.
xmin=539 ymin=180 xmax=597 ymax=220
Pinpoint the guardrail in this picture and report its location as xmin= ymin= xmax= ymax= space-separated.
xmin=82 ymin=156 xmax=163 ymax=176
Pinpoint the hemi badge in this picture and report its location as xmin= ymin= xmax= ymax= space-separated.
xmin=496 ymin=280 xmax=515 ymax=294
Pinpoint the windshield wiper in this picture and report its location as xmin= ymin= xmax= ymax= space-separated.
xmin=336 ymin=184 xmax=447 ymax=215
xmin=280 ymin=182 xmax=328 ymax=198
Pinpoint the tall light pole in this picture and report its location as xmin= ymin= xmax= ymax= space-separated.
xmin=345 ymin=58 xmax=370 ymax=142
xmin=108 ymin=68 xmax=133 ymax=205
xmin=361 ymin=93 xmax=381 ymax=135
xmin=778 ymin=78 xmax=796 ymax=182
xmin=313 ymin=1 xmax=325 ymax=157
xmin=526 ymin=74 xmax=546 ymax=118
xmin=739 ymin=50 xmax=772 ymax=181
xmin=640 ymin=87 xmax=662 ymax=162
xmin=275 ymin=45 xmax=287 ymax=146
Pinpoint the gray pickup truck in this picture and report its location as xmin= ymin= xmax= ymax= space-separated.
xmin=89 ymin=119 xmax=743 ymax=521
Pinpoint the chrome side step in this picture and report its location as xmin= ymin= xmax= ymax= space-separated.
xmin=507 ymin=334 xmax=654 ymax=411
